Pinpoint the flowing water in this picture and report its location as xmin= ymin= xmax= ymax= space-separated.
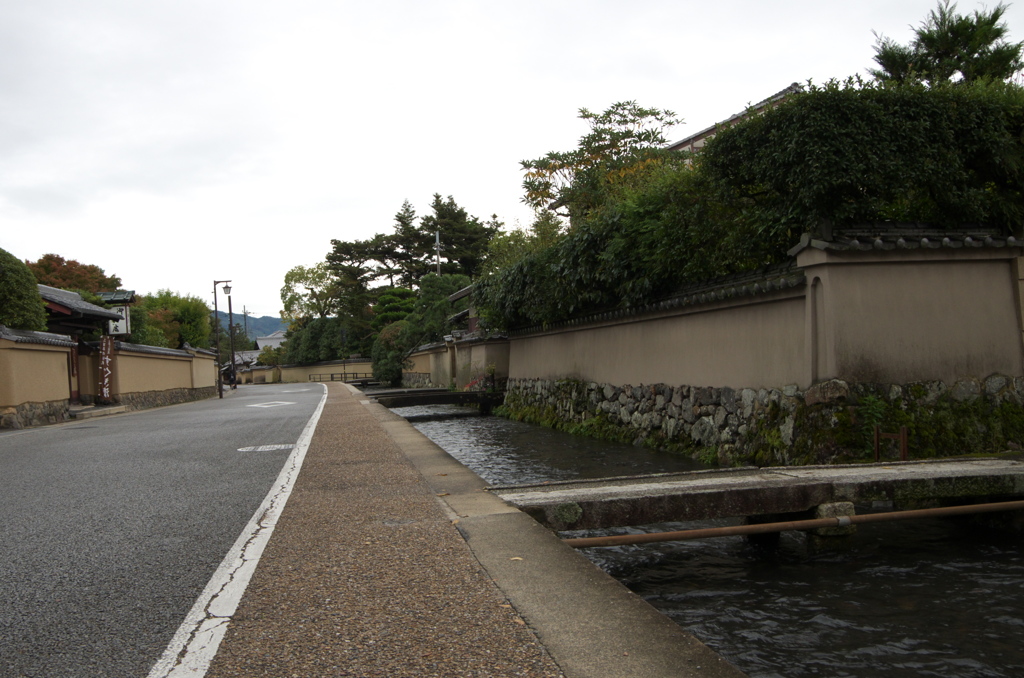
xmin=399 ymin=405 xmax=1024 ymax=678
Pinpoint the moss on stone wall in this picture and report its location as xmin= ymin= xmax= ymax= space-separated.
xmin=501 ymin=376 xmax=1024 ymax=467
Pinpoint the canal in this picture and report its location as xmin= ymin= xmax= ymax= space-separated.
xmin=397 ymin=404 xmax=1024 ymax=678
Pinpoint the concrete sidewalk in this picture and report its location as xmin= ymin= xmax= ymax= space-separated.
xmin=206 ymin=383 xmax=744 ymax=677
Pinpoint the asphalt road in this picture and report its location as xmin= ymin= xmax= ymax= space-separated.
xmin=0 ymin=384 xmax=326 ymax=678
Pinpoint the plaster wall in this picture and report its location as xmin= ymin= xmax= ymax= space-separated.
xmin=509 ymin=292 xmax=806 ymax=390
xmin=0 ymin=341 xmax=71 ymax=406
xmin=250 ymin=367 xmax=280 ymax=384
xmin=406 ymin=352 xmax=432 ymax=374
xmin=191 ymin=353 xmax=216 ymax=388
xmin=799 ymin=248 xmax=1024 ymax=385
xmin=429 ymin=348 xmax=452 ymax=387
xmin=116 ymin=352 xmax=193 ymax=393
xmin=282 ymin=360 xmax=373 ymax=383
xmin=454 ymin=341 xmax=510 ymax=388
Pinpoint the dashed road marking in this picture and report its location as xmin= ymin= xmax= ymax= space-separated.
xmin=247 ymin=401 xmax=296 ymax=408
xmin=237 ymin=444 xmax=295 ymax=452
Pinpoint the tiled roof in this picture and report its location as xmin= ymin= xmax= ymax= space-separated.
xmin=96 ymin=290 xmax=136 ymax=304
xmin=255 ymin=332 xmax=286 ymax=349
xmin=234 ymin=349 xmax=261 ymax=365
xmin=448 ymin=285 xmax=474 ymax=302
xmin=666 ymin=83 xmax=804 ymax=151
xmin=0 ymin=325 xmax=77 ymax=347
xmin=111 ymin=341 xmax=192 ymax=357
xmin=510 ymin=263 xmax=805 ymax=336
xmin=788 ymin=224 xmax=1020 ymax=257
xmin=37 ymin=285 xmax=123 ymax=320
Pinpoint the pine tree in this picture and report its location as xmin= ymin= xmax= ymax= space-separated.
xmin=871 ymin=1 xmax=1024 ymax=85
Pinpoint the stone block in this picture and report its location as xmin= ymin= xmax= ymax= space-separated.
xmin=813 ymin=501 xmax=857 ymax=536
xmin=720 ymin=387 xmax=737 ymax=413
xmin=951 ymin=379 xmax=981 ymax=402
xmin=805 ymin=379 xmax=850 ymax=406
xmin=740 ymin=388 xmax=757 ymax=419
xmin=690 ymin=416 xmax=718 ymax=446
xmin=985 ymin=374 xmax=1009 ymax=396
xmin=780 ymin=416 xmax=795 ymax=447
xmin=713 ymin=407 xmax=727 ymax=428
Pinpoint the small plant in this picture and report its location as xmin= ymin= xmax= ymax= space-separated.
xmin=858 ymin=395 xmax=888 ymax=452
xmin=696 ymin=447 xmax=719 ymax=466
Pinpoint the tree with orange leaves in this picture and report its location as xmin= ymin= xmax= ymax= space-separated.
xmin=25 ymin=253 xmax=121 ymax=293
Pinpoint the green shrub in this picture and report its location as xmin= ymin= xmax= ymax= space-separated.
xmin=0 ymin=247 xmax=47 ymax=331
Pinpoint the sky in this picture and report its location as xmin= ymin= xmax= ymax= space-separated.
xmin=2 ymin=0 xmax=1023 ymax=319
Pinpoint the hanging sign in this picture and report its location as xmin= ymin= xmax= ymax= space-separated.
xmin=107 ymin=305 xmax=131 ymax=336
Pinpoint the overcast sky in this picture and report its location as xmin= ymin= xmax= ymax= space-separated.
xmin=2 ymin=0 xmax=1022 ymax=319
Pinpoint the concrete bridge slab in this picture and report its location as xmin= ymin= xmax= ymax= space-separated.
xmin=492 ymin=459 xmax=1024 ymax=530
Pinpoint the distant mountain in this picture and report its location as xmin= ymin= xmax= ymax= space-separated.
xmin=214 ymin=311 xmax=287 ymax=339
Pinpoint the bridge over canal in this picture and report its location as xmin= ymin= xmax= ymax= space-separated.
xmin=490 ymin=458 xmax=1024 ymax=531
xmin=371 ymin=388 xmax=506 ymax=413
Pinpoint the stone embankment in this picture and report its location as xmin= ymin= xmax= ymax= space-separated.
xmin=113 ymin=386 xmax=217 ymax=411
xmin=0 ymin=400 xmax=70 ymax=429
xmin=401 ymin=372 xmax=434 ymax=388
xmin=504 ymin=374 xmax=1024 ymax=466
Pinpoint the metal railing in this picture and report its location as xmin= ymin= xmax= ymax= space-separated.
xmin=308 ymin=373 xmax=375 ymax=382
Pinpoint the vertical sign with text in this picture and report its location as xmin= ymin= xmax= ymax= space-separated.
xmin=99 ymin=336 xmax=115 ymax=403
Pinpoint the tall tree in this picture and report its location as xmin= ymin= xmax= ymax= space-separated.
xmin=370 ymin=288 xmax=417 ymax=333
xmin=136 ymin=291 xmax=212 ymax=349
xmin=520 ymin=101 xmax=681 ymax=223
xmin=0 ymin=247 xmax=47 ymax=331
xmin=871 ymin=1 xmax=1024 ymax=85
xmin=418 ymin=194 xmax=499 ymax=278
xmin=390 ymin=200 xmax=433 ymax=286
xmin=404 ymin=273 xmax=472 ymax=344
xmin=25 ymin=253 xmax=121 ymax=292
xmin=480 ymin=209 xmax=565 ymax=276
xmin=280 ymin=262 xmax=338 ymax=321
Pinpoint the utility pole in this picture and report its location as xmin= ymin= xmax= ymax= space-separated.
xmin=435 ymin=231 xmax=441 ymax=275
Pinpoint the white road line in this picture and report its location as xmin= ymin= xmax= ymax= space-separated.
xmin=247 ymin=401 xmax=296 ymax=408
xmin=237 ymin=444 xmax=295 ymax=452
xmin=147 ymin=384 xmax=328 ymax=678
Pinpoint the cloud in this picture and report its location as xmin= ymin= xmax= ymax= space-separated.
xmin=0 ymin=1 xmax=271 ymax=213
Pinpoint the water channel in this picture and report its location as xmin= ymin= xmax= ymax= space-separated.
xmin=395 ymin=404 xmax=1024 ymax=678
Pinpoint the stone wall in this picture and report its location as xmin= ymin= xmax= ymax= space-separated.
xmin=115 ymin=386 xmax=217 ymax=412
xmin=402 ymin=372 xmax=434 ymax=389
xmin=0 ymin=400 xmax=70 ymax=429
xmin=503 ymin=375 xmax=1024 ymax=466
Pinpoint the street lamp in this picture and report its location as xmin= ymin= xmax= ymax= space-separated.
xmin=226 ymin=286 xmax=236 ymax=390
xmin=213 ymin=280 xmax=231 ymax=398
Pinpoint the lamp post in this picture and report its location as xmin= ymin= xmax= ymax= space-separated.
xmin=213 ymin=279 xmax=231 ymax=398
xmin=226 ymin=288 xmax=236 ymax=389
